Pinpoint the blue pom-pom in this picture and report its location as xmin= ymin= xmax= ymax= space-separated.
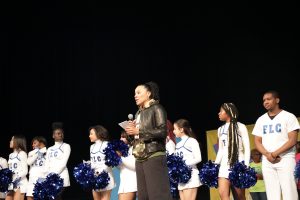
xmin=33 ymin=173 xmax=64 ymax=200
xmin=199 ymin=160 xmax=219 ymax=188
xmin=73 ymin=162 xmax=95 ymax=190
xmin=104 ymin=140 xmax=129 ymax=167
xmin=229 ymin=161 xmax=257 ymax=188
xmin=33 ymin=179 xmax=47 ymax=200
xmin=295 ymin=160 xmax=300 ymax=179
xmin=170 ymin=181 xmax=179 ymax=198
xmin=94 ymin=171 xmax=110 ymax=190
xmin=0 ymin=168 xmax=13 ymax=192
xmin=167 ymin=154 xmax=192 ymax=184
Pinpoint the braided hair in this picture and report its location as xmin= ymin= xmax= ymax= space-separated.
xmin=221 ymin=103 xmax=239 ymax=167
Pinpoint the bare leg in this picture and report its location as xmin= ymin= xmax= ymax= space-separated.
xmin=232 ymin=187 xmax=246 ymax=200
xmin=92 ymin=190 xmax=101 ymax=200
xmin=92 ymin=190 xmax=112 ymax=200
xmin=5 ymin=191 xmax=13 ymax=200
xmin=180 ymin=188 xmax=198 ymax=200
xmin=118 ymin=192 xmax=136 ymax=200
xmin=179 ymin=190 xmax=185 ymax=200
xmin=14 ymin=190 xmax=24 ymax=200
xmin=218 ymin=177 xmax=231 ymax=200
xmin=27 ymin=196 xmax=34 ymax=200
xmin=99 ymin=190 xmax=111 ymax=200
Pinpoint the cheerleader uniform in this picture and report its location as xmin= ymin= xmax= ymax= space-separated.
xmin=45 ymin=142 xmax=71 ymax=187
xmin=90 ymin=139 xmax=115 ymax=191
xmin=118 ymin=146 xmax=137 ymax=194
xmin=0 ymin=157 xmax=8 ymax=198
xmin=7 ymin=150 xmax=28 ymax=193
xmin=175 ymin=135 xmax=202 ymax=190
xmin=26 ymin=147 xmax=47 ymax=197
xmin=215 ymin=122 xmax=250 ymax=178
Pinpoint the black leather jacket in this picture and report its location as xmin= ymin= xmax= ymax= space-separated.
xmin=136 ymin=101 xmax=167 ymax=155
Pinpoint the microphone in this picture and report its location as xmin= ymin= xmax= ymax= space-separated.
xmin=128 ymin=114 xmax=134 ymax=121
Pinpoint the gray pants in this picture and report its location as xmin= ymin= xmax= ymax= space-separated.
xmin=250 ymin=192 xmax=267 ymax=200
xmin=136 ymin=155 xmax=172 ymax=200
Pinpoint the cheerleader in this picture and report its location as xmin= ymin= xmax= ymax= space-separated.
xmin=45 ymin=122 xmax=71 ymax=200
xmin=214 ymin=103 xmax=250 ymax=200
xmin=0 ymin=157 xmax=8 ymax=200
xmin=6 ymin=135 xmax=28 ymax=200
xmin=173 ymin=119 xmax=202 ymax=200
xmin=26 ymin=136 xmax=47 ymax=200
xmin=118 ymin=132 xmax=137 ymax=200
xmin=89 ymin=125 xmax=115 ymax=200
xmin=166 ymin=120 xmax=176 ymax=155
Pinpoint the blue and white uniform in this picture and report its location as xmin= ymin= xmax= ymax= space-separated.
xmin=175 ymin=135 xmax=202 ymax=190
xmin=252 ymin=110 xmax=300 ymax=200
xmin=118 ymin=146 xmax=137 ymax=194
xmin=0 ymin=157 xmax=8 ymax=198
xmin=215 ymin=122 xmax=250 ymax=178
xmin=90 ymin=140 xmax=115 ymax=191
xmin=45 ymin=142 xmax=71 ymax=187
xmin=26 ymin=147 xmax=47 ymax=196
xmin=8 ymin=150 xmax=28 ymax=193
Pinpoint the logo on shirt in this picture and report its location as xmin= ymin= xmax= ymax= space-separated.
xmin=263 ymin=123 xmax=282 ymax=134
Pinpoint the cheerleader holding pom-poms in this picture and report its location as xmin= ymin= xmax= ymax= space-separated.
xmin=89 ymin=125 xmax=115 ymax=200
xmin=173 ymin=119 xmax=202 ymax=200
xmin=214 ymin=103 xmax=250 ymax=200
xmin=26 ymin=136 xmax=47 ymax=200
xmin=7 ymin=135 xmax=28 ymax=200
xmin=116 ymin=132 xmax=137 ymax=200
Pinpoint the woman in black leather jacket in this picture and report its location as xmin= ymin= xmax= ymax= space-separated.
xmin=125 ymin=81 xmax=172 ymax=200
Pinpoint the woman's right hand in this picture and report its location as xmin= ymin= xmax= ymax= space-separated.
xmin=125 ymin=122 xmax=139 ymax=135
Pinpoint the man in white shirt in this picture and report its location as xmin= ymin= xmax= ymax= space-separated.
xmin=252 ymin=90 xmax=300 ymax=200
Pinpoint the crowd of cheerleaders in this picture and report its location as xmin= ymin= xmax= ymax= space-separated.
xmin=0 ymin=136 xmax=256 ymax=199
xmin=0 ymin=120 xmax=290 ymax=200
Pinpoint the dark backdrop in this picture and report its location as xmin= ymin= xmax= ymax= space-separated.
xmin=1 ymin=5 xmax=300 ymax=200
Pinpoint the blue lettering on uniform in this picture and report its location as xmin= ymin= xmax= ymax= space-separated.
xmin=54 ymin=151 xmax=58 ymax=157
xmin=222 ymin=139 xmax=226 ymax=146
xmin=13 ymin=163 xmax=17 ymax=169
xmin=275 ymin=124 xmax=281 ymax=132
xmin=263 ymin=125 xmax=267 ymax=134
xmin=91 ymin=156 xmax=101 ymax=162
xmin=176 ymin=151 xmax=183 ymax=157
xmin=269 ymin=125 xmax=274 ymax=133
xmin=263 ymin=124 xmax=281 ymax=134
xmin=175 ymin=152 xmax=183 ymax=157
